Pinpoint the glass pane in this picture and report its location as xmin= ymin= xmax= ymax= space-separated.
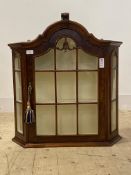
xmin=35 ymin=72 xmax=55 ymax=103
xmin=56 ymin=38 xmax=76 ymax=70
xmin=111 ymin=101 xmax=117 ymax=132
xmin=14 ymin=52 xmax=21 ymax=70
xmin=112 ymin=55 xmax=117 ymax=68
xmin=16 ymin=103 xmax=23 ymax=134
xmin=57 ymin=105 xmax=77 ymax=135
xmin=78 ymin=49 xmax=98 ymax=70
xmin=78 ymin=104 xmax=98 ymax=134
xmin=78 ymin=72 xmax=98 ymax=102
xmin=35 ymin=50 xmax=54 ymax=70
xmin=111 ymin=69 xmax=116 ymax=100
xmin=15 ymin=72 xmax=22 ymax=101
xmin=57 ymin=72 xmax=76 ymax=103
xmin=36 ymin=105 xmax=55 ymax=135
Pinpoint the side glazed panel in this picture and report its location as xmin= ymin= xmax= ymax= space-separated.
xmin=14 ymin=52 xmax=23 ymax=134
xmin=111 ymin=53 xmax=118 ymax=132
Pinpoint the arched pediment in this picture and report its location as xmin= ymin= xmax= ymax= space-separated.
xmin=8 ymin=13 xmax=122 ymax=50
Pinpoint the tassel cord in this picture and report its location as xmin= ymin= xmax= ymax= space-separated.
xmin=25 ymin=82 xmax=35 ymax=124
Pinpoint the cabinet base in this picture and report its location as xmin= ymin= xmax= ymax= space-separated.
xmin=12 ymin=135 xmax=121 ymax=148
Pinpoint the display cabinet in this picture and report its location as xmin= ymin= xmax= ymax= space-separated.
xmin=8 ymin=13 xmax=122 ymax=147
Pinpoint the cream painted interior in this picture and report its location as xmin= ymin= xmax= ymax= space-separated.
xmin=34 ymin=38 xmax=99 ymax=135
xmin=56 ymin=50 xmax=76 ymax=70
xmin=57 ymin=72 xmax=76 ymax=103
xmin=78 ymin=72 xmax=98 ymax=102
xmin=57 ymin=105 xmax=77 ymax=135
xmin=35 ymin=72 xmax=55 ymax=103
xmin=15 ymin=52 xmax=21 ymax=70
xmin=111 ymin=55 xmax=117 ymax=131
xmin=35 ymin=50 xmax=54 ymax=70
xmin=111 ymin=101 xmax=117 ymax=132
xmin=112 ymin=55 xmax=117 ymax=69
xmin=112 ymin=69 xmax=116 ymax=100
xmin=56 ymin=38 xmax=76 ymax=70
xmin=15 ymin=72 xmax=22 ymax=102
xmin=15 ymin=53 xmax=23 ymax=134
xmin=16 ymin=103 xmax=23 ymax=134
xmin=78 ymin=104 xmax=98 ymax=134
xmin=36 ymin=105 xmax=56 ymax=135
xmin=78 ymin=49 xmax=98 ymax=70
xmin=56 ymin=38 xmax=64 ymax=49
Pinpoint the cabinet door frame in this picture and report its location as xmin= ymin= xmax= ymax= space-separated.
xmin=26 ymin=35 xmax=107 ymax=143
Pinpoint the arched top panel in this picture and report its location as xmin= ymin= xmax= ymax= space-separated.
xmin=8 ymin=13 xmax=122 ymax=54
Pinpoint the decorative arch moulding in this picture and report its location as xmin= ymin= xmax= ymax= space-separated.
xmin=8 ymin=13 xmax=122 ymax=49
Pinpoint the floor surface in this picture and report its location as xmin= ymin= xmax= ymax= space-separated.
xmin=0 ymin=111 xmax=131 ymax=175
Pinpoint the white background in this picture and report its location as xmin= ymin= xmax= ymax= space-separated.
xmin=0 ymin=0 xmax=131 ymax=111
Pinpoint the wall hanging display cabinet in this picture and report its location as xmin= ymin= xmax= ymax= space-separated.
xmin=8 ymin=13 xmax=122 ymax=148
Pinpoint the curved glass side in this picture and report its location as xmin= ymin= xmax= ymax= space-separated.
xmin=111 ymin=54 xmax=117 ymax=132
xmin=14 ymin=52 xmax=23 ymax=134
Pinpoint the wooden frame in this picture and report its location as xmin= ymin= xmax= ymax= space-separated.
xmin=8 ymin=13 xmax=122 ymax=148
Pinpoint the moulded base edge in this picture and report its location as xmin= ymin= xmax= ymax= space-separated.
xmin=12 ymin=135 xmax=121 ymax=148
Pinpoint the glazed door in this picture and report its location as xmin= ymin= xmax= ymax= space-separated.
xmin=30 ymin=37 xmax=105 ymax=143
